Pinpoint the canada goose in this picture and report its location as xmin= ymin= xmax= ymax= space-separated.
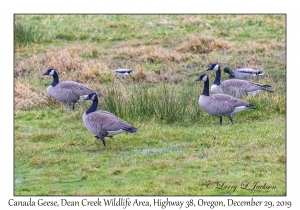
xmin=114 ymin=69 xmax=133 ymax=79
xmin=206 ymin=63 xmax=273 ymax=98
xmin=196 ymin=74 xmax=256 ymax=125
xmin=83 ymin=93 xmax=137 ymax=146
xmin=224 ymin=66 xmax=264 ymax=79
xmin=43 ymin=68 xmax=97 ymax=110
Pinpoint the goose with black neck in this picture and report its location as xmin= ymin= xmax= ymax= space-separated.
xmin=196 ymin=74 xmax=256 ymax=125
xmin=43 ymin=68 xmax=98 ymax=110
xmin=83 ymin=93 xmax=138 ymax=146
xmin=206 ymin=63 xmax=273 ymax=99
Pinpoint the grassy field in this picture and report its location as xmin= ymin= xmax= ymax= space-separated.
xmin=14 ymin=14 xmax=286 ymax=195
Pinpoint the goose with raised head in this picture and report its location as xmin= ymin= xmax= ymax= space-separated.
xmin=43 ymin=68 xmax=98 ymax=110
xmin=83 ymin=93 xmax=137 ymax=146
xmin=196 ymin=74 xmax=256 ymax=125
xmin=114 ymin=69 xmax=133 ymax=79
xmin=206 ymin=63 xmax=273 ymax=98
xmin=224 ymin=66 xmax=264 ymax=79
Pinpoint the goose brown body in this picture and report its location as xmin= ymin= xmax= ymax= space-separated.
xmin=43 ymin=68 xmax=96 ymax=110
xmin=207 ymin=63 xmax=272 ymax=98
xmin=196 ymin=74 xmax=256 ymax=125
xmin=199 ymin=94 xmax=253 ymax=117
xmin=114 ymin=69 xmax=133 ymax=78
xmin=224 ymin=67 xmax=264 ymax=79
xmin=82 ymin=93 xmax=137 ymax=146
xmin=47 ymin=81 xmax=95 ymax=105
xmin=211 ymin=79 xmax=272 ymax=98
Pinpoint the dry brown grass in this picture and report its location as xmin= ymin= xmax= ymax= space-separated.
xmin=114 ymin=45 xmax=184 ymax=64
xmin=14 ymin=81 xmax=48 ymax=110
xmin=14 ymin=30 xmax=284 ymax=111
xmin=177 ymin=35 xmax=232 ymax=54
xmin=43 ymin=46 xmax=83 ymax=72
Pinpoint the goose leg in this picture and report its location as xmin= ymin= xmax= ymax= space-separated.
xmin=229 ymin=116 xmax=234 ymax=125
xmin=94 ymin=136 xmax=106 ymax=146
xmin=68 ymin=103 xmax=75 ymax=110
xmin=219 ymin=117 xmax=222 ymax=125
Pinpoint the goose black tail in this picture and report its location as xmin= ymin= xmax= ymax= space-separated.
xmin=263 ymin=85 xmax=273 ymax=92
xmin=124 ymin=126 xmax=138 ymax=133
xmin=247 ymin=104 xmax=256 ymax=109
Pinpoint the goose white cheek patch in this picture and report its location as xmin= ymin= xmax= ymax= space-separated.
xmin=49 ymin=70 xmax=55 ymax=76
xmin=214 ymin=64 xmax=219 ymax=71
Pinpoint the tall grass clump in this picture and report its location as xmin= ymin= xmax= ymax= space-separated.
xmin=14 ymin=20 xmax=46 ymax=47
xmin=99 ymin=79 xmax=285 ymax=126
xmin=101 ymin=81 xmax=202 ymax=125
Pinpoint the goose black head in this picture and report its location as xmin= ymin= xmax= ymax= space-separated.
xmin=196 ymin=74 xmax=208 ymax=82
xmin=206 ymin=63 xmax=220 ymax=71
xmin=84 ymin=93 xmax=98 ymax=101
xmin=43 ymin=68 xmax=56 ymax=76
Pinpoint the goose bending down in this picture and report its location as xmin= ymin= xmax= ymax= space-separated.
xmin=114 ymin=69 xmax=133 ymax=79
xmin=83 ymin=93 xmax=137 ymax=146
xmin=43 ymin=68 xmax=97 ymax=110
xmin=224 ymin=66 xmax=264 ymax=79
xmin=196 ymin=74 xmax=256 ymax=125
xmin=206 ymin=63 xmax=273 ymax=98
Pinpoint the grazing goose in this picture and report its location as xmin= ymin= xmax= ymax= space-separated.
xmin=114 ymin=69 xmax=133 ymax=79
xmin=43 ymin=68 xmax=97 ymax=110
xmin=224 ymin=66 xmax=264 ymax=79
xmin=196 ymin=74 xmax=256 ymax=125
xmin=206 ymin=63 xmax=273 ymax=98
xmin=83 ymin=93 xmax=137 ymax=146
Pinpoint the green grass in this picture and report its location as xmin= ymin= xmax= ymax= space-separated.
xmin=15 ymin=108 xmax=285 ymax=196
xmin=14 ymin=14 xmax=286 ymax=196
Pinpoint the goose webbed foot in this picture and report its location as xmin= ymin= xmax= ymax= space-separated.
xmin=94 ymin=136 xmax=106 ymax=146
xmin=219 ymin=117 xmax=222 ymax=125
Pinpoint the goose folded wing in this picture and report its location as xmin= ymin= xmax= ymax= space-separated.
xmin=236 ymin=68 xmax=262 ymax=74
xmin=210 ymin=94 xmax=248 ymax=113
xmin=59 ymin=81 xmax=95 ymax=95
xmin=88 ymin=111 xmax=130 ymax=131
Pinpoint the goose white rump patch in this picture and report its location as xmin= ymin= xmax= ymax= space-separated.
xmin=107 ymin=129 xmax=125 ymax=137
xmin=78 ymin=95 xmax=88 ymax=102
xmin=232 ymin=106 xmax=250 ymax=114
xmin=247 ymin=90 xmax=264 ymax=97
